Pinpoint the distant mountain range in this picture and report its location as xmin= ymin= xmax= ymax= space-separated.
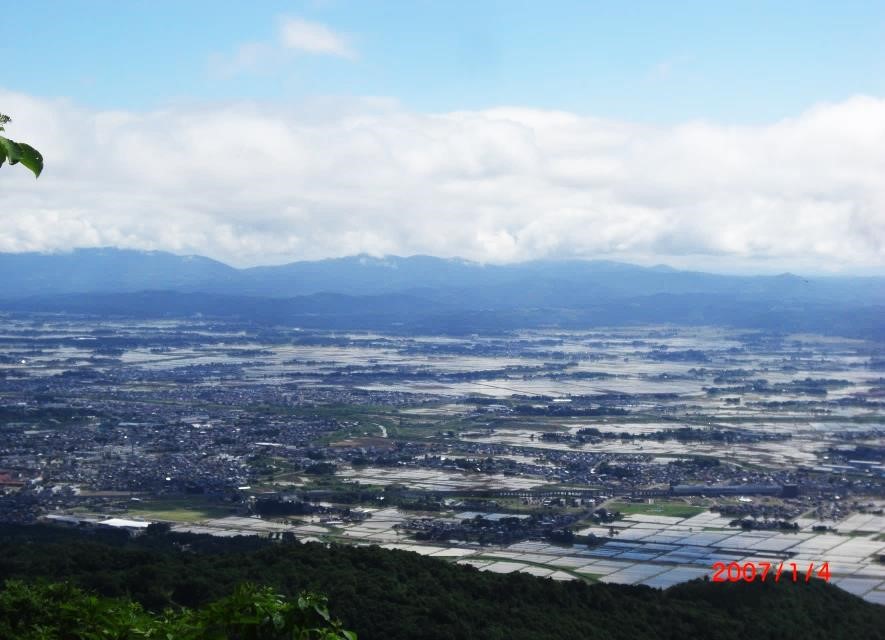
xmin=1 ymin=248 xmax=883 ymax=337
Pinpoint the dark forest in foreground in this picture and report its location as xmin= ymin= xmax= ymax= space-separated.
xmin=1 ymin=525 xmax=882 ymax=640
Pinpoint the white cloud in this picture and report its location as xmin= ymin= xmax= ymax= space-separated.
xmin=210 ymin=17 xmax=354 ymax=75
xmin=279 ymin=17 xmax=355 ymax=59
xmin=1 ymin=90 xmax=884 ymax=273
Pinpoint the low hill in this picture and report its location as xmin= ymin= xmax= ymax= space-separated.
xmin=2 ymin=289 xmax=883 ymax=339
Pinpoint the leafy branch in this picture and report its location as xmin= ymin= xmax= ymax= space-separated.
xmin=0 ymin=580 xmax=357 ymax=639
xmin=0 ymin=113 xmax=43 ymax=178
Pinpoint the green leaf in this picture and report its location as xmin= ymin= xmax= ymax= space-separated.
xmin=0 ymin=136 xmax=22 ymax=165
xmin=0 ymin=135 xmax=42 ymax=177
xmin=17 ymin=143 xmax=43 ymax=178
xmin=313 ymin=603 xmax=331 ymax=622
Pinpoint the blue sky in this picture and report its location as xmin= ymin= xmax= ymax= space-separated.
xmin=5 ymin=1 xmax=884 ymax=122
xmin=2 ymin=2 xmax=884 ymax=273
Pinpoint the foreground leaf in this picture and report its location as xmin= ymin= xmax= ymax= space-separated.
xmin=0 ymin=135 xmax=42 ymax=177
xmin=17 ymin=143 xmax=43 ymax=177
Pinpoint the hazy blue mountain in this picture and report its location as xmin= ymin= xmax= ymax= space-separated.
xmin=0 ymin=248 xmax=238 ymax=298
xmin=1 ymin=248 xmax=884 ymax=338
xmin=2 ymin=248 xmax=884 ymax=305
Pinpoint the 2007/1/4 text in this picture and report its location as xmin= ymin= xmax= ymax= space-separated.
xmin=711 ymin=561 xmax=831 ymax=583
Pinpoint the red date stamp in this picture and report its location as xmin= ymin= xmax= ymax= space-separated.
xmin=711 ymin=561 xmax=831 ymax=583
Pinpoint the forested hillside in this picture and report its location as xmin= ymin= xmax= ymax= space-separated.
xmin=0 ymin=525 xmax=882 ymax=640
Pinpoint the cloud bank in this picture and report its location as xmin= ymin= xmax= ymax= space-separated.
xmin=2 ymin=91 xmax=884 ymax=273
xmin=279 ymin=17 xmax=355 ymax=58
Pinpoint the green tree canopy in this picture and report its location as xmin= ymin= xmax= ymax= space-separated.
xmin=0 ymin=113 xmax=43 ymax=178
xmin=0 ymin=580 xmax=357 ymax=640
